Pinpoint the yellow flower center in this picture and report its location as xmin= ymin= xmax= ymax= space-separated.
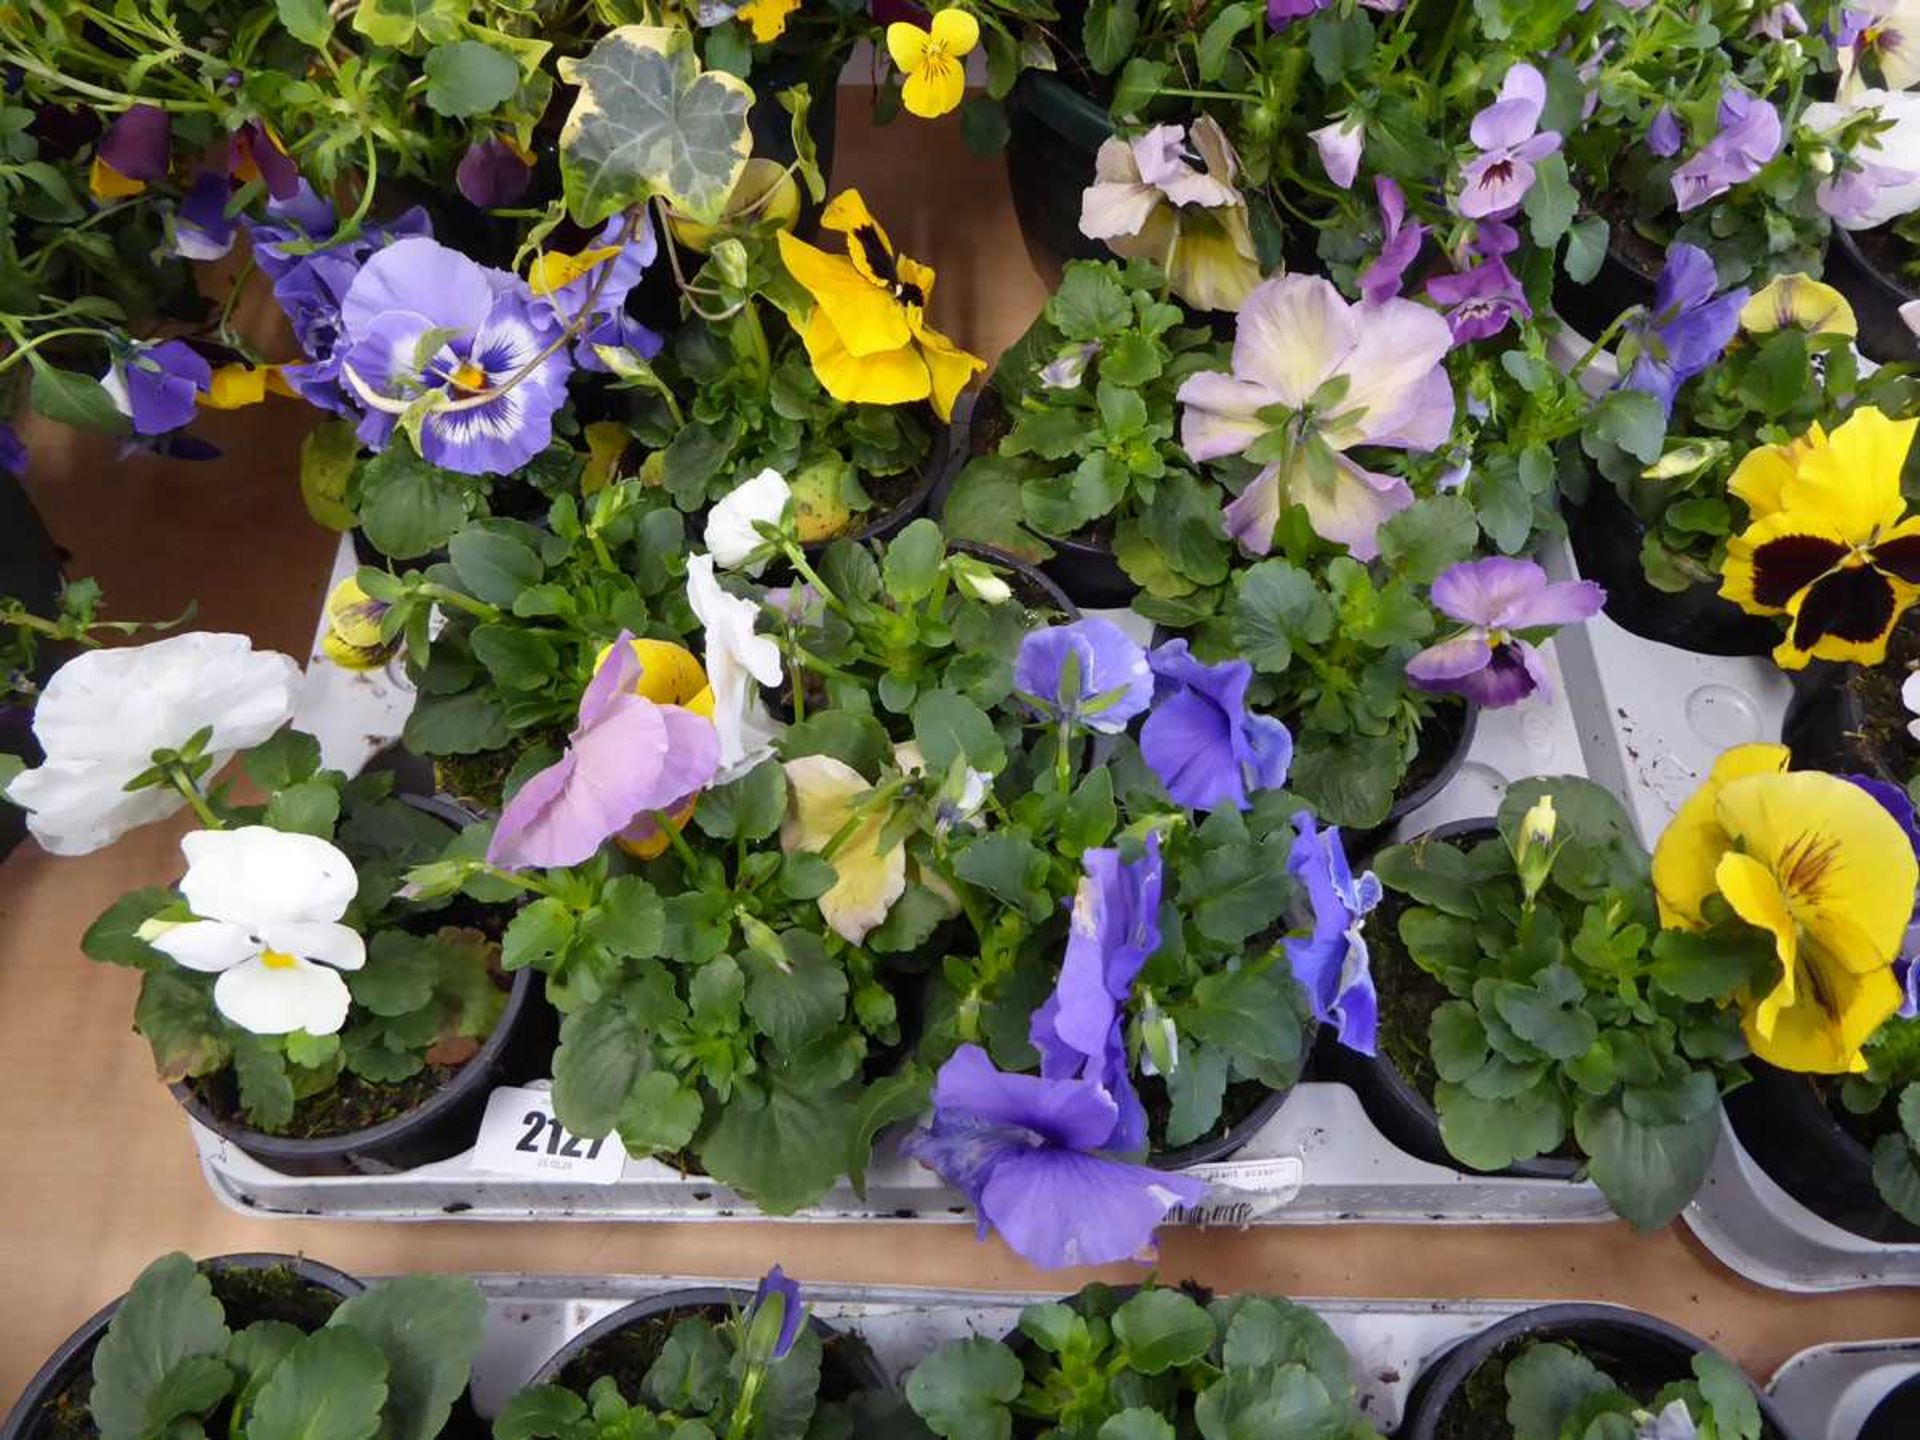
xmin=259 ymin=950 xmax=300 ymax=971
xmin=450 ymin=362 xmax=489 ymax=392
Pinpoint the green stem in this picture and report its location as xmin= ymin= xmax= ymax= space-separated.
xmin=1568 ymin=311 xmax=1635 ymax=382
xmin=0 ymin=327 xmax=113 ymax=377
xmin=417 ymin=584 xmax=503 ymax=622
xmin=650 ymin=808 xmax=703 ymax=873
xmin=778 ymin=544 xmax=851 ymax=620
xmin=478 ymin=864 xmax=562 ymax=898
xmin=167 ymin=767 xmax=223 ymax=830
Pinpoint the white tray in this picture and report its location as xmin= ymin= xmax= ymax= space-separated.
xmin=1769 ymin=1337 xmax=1920 ymax=1439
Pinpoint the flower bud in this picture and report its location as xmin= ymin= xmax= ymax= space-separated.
xmin=951 ymin=554 xmax=1013 ymax=605
xmin=322 ymin=576 xmax=396 ymax=671
xmin=742 ymin=1265 xmax=804 ymax=1365
xmin=1513 ymin=794 xmax=1559 ymax=904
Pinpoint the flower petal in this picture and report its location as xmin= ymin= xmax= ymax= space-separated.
xmin=929 ymin=1044 xmax=1119 ymax=1150
xmin=1292 ymin=454 xmax=1414 ymax=561
xmin=781 ymin=755 xmax=905 ymax=943
xmin=1229 ymin=274 xmax=1355 ymax=406
xmin=930 ymin=8 xmax=981 ymax=54
xmin=257 ymin=920 xmax=367 ymax=973
xmin=151 ymin=920 xmax=258 ymax=974
xmin=980 ymin=1147 xmax=1204 ymax=1269
xmin=178 ymin=827 xmax=358 ymax=928
xmin=1177 ymin=371 xmax=1279 ymax=462
xmin=214 ymin=954 xmax=354 ymax=1037
xmin=1650 ymin=743 xmax=1791 ymax=930
xmin=777 ymin=231 xmax=913 ymax=358
xmin=1406 ymin=630 xmax=1493 ymax=687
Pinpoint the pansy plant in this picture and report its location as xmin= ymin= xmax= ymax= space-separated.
xmin=904 ymin=1282 xmax=1383 ymax=1440
xmin=1373 ymin=777 xmax=1766 ymax=1229
xmin=1497 ymin=1341 xmax=1765 ymax=1440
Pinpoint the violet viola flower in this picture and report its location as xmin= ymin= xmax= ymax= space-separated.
xmin=1310 ymin=116 xmax=1364 ymax=189
xmin=1648 ymin=106 xmax=1684 ymax=159
xmin=1846 ymin=774 xmax=1920 ymax=1018
xmin=230 ymin=121 xmax=301 ymax=202
xmin=1755 ymin=3 xmax=1807 ymax=39
xmin=1178 ymin=274 xmax=1452 ymax=559
xmin=746 ymin=1266 xmax=805 ymax=1363
xmin=1360 ymin=177 xmax=1425 ymax=305
xmin=339 ymin=236 xmax=573 ymax=475
xmin=1014 ymin=617 xmax=1153 ymax=735
xmin=97 ymin=105 xmax=170 ymax=184
xmin=899 ymin=1045 xmax=1205 ymax=1269
xmin=168 ymin=170 xmax=236 ymax=261
xmin=1671 ymin=88 xmax=1783 ymax=212
xmin=1618 ymin=243 xmax=1748 ymax=415
xmin=457 ymin=136 xmax=534 ymax=208
xmin=1407 ymin=557 xmax=1605 ymax=707
xmin=1426 ymin=257 xmax=1531 ymax=345
xmin=102 ymin=340 xmax=210 ymax=435
xmin=0 ymin=422 xmax=26 ymax=479
xmin=1140 ymin=640 xmax=1292 ymax=812
xmin=1029 ymin=835 xmax=1165 ymax=1153
xmin=486 ymin=633 xmax=720 ymax=870
xmin=1283 ymin=811 xmax=1381 ymax=1055
xmin=1458 ymin=63 xmax=1561 ymax=219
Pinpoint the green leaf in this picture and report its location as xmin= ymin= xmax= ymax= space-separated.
xmin=30 ymin=365 xmax=130 ymax=434
xmin=1184 ymin=967 xmax=1303 ymax=1080
xmin=1112 ymin=1289 xmax=1214 ymax=1374
xmin=1693 ymin=1351 xmax=1762 ymax=1440
xmin=1492 ymin=965 xmax=1599 ymax=1061
xmin=1232 ymin=560 xmax=1334 ymax=673
xmin=348 ymin=932 xmax=439 ymax=1017
xmin=1588 ymin=389 xmax=1668 ymax=467
xmin=83 ymin=889 xmax=177 ymax=969
xmin=912 ymin=690 xmax=1006 ymax=777
xmin=265 ymin=780 xmax=341 ymax=839
xmin=1192 ymin=1363 xmax=1343 ymax=1440
xmin=328 ymin=1277 xmax=485 ymax=1440
xmin=1218 ymin=1298 xmax=1352 ymax=1395
xmin=276 ymin=0 xmax=332 ymax=45
xmin=644 ymin=1319 xmax=728 ymax=1413
xmin=1050 ymin=263 xmax=1132 ymax=340
xmin=233 ymin=1035 xmax=296 ymax=1130
xmin=502 ymin=897 xmax=575 ymax=972
xmin=866 ymin=884 xmax=951 ymax=954
xmin=590 ymin=876 xmax=666 ymax=959
xmin=1872 ymin=1131 xmax=1920 ymax=1224
xmin=1099 ymin=1410 xmax=1175 ymax=1440
xmin=557 ymin=27 xmax=754 ymax=227
xmin=616 ymin=1070 xmax=703 ymax=1154
xmin=357 ymin=448 xmax=473 ymax=560
xmin=1649 ymin=927 xmax=1764 ymax=1003
xmin=1378 ymin=497 xmax=1479 ymax=584
xmin=135 ymin=970 xmax=226 ymax=1081
xmin=1523 ymin=152 xmax=1577 ymax=246
xmin=952 ymin=832 xmax=1052 ymax=921
xmin=1191 ymin=835 xmax=1294 ymax=944
xmin=1434 ymin=1080 xmax=1565 ymax=1171
xmin=448 ymin=530 xmax=543 ymax=606
xmin=552 ymin=1003 xmax=642 ymax=1138
xmin=1575 ymin=1097 xmax=1720 ymax=1230
xmin=699 ymin=1072 xmax=857 ymax=1214
xmin=227 ymin=1322 xmax=304 ymax=1404
xmin=849 ymin=1065 xmax=931 ymax=1197
xmin=1110 ymin=58 xmax=1168 ymax=119
xmin=493 ymin=1386 xmax=587 ymax=1440
xmin=244 ymin=730 xmax=323 ymax=792
xmin=905 ymin=1337 xmax=1023 ymax=1440
xmin=401 ymin=691 xmax=509 ymax=756
xmin=883 ymin=518 xmax=945 ymax=603
xmin=423 ymin=41 xmax=519 ymax=116
xmin=742 ymin=932 xmax=848 ymax=1053
xmin=693 ymin=760 xmax=788 ymax=842
xmin=90 ymin=1254 xmax=233 ymax=1440
xmin=1061 ymin=769 xmax=1117 ymax=856
xmin=1429 ymin=1002 xmax=1489 ymax=1083
xmin=781 ymin=711 xmax=893 ymax=783
xmin=248 ymin=1328 xmax=389 ymax=1440
xmin=959 ymin=95 xmax=1011 ymax=154
xmin=1198 ymin=3 xmax=1257 ymax=80
xmin=939 ymin=459 xmax=1052 ymax=562
xmin=1504 ymin=1343 xmax=1616 ymax=1440
xmin=1082 ymin=0 xmax=1140 ymax=74
xmin=300 ymin=421 xmax=360 ymax=531
xmin=1565 ymin=216 xmax=1609 ymax=285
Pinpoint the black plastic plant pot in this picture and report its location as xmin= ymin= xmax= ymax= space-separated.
xmin=1152 ymin=1079 xmax=1297 ymax=1172
xmin=1005 ymin=70 xmax=1113 ymax=284
xmin=1780 ymin=662 xmax=1892 ymax=782
xmin=1826 ymin=226 xmax=1918 ymax=366
xmin=171 ymin=968 xmax=556 ymax=1177
xmin=1317 ymin=818 xmax=1581 ymax=1183
xmin=1551 ymin=234 xmax=1661 ymax=345
xmin=1563 ymin=480 xmax=1781 ymax=657
xmin=1863 ymin=1372 xmax=1920 ymax=1439
xmin=1038 ymin=535 xmax=1137 ymax=610
xmin=1386 ymin=700 xmax=1480 ymax=831
xmin=527 ymin=1287 xmax=890 ymax=1401
xmin=0 ymin=1254 xmax=364 ymax=1440
xmin=1722 ymin=1060 xmax=1920 ymax=1245
xmin=1397 ymin=1304 xmax=1793 ymax=1440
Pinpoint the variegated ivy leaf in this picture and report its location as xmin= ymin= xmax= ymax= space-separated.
xmin=557 ymin=26 xmax=752 ymax=229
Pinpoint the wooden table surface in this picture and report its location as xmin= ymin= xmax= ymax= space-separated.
xmin=3 ymin=93 xmax=1917 ymax=1407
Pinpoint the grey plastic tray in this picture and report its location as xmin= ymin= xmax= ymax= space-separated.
xmin=1769 ymin=1337 xmax=1920 ymax=1438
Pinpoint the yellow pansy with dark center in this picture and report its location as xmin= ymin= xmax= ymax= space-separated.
xmin=1720 ymin=407 xmax=1920 ymax=668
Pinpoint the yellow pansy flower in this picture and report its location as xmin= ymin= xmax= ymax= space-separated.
xmin=199 ymin=363 xmax=296 ymax=411
xmin=321 ymin=576 xmax=395 ymax=671
xmin=886 ymin=8 xmax=980 ymax=120
xmin=1739 ymin=274 xmax=1858 ymax=339
xmin=1653 ymin=743 xmax=1914 ymax=1073
xmin=775 ymin=189 xmax=985 ymax=420
xmin=1719 ymin=407 xmax=1920 ymax=669
xmin=738 ymin=0 xmax=801 ymax=42
xmin=89 ymin=156 xmax=146 ymax=200
xmin=527 ymin=245 xmax=626 ymax=297
xmin=780 ymin=754 xmax=906 ymax=943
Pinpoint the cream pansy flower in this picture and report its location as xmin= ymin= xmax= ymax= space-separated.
xmin=704 ymin=468 xmax=791 ymax=574
xmin=5 ymin=632 xmax=301 ymax=855
xmin=781 ymin=754 xmax=906 ymax=943
xmin=686 ymin=553 xmax=784 ymax=779
xmin=150 ymin=827 xmax=366 ymax=1036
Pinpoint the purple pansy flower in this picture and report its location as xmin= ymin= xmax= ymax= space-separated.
xmin=900 ymin=1045 xmax=1205 ymax=1269
xmin=1268 ymin=0 xmax=1402 ymax=26
xmin=1283 ymin=811 xmax=1381 ymax=1055
xmin=1140 ymin=640 xmax=1292 ymax=811
xmin=1406 ymin=557 xmax=1605 ymax=707
xmin=1846 ymin=774 xmax=1920 ymax=1018
xmin=543 ymin=217 xmax=665 ymax=373
xmin=1618 ymin=243 xmax=1748 ymax=416
xmin=1458 ymin=63 xmax=1562 ymax=219
xmin=487 ymin=633 xmax=720 ymax=870
xmin=1014 ymin=618 xmax=1153 ymax=735
xmin=747 ymin=1266 xmax=805 ymax=1362
xmin=1360 ymin=177 xmax=1425 ymax=305
xmin=1671 ymin=88 xmax=1782 ymax=212
xmin=101 ymin=340 xmax=210 ymax=435
xmin=1030 ymin=835 xmax=1165 ymax=1154
xmin=97 ymin=105 xmax=170 ymax=183
xmin=339 ymin=236 xmax=573 ymax=475
xmin=1648 ymin=106 xmax=1684 ymax=158
xmin=457 ymin=136 xmax=534 ymax=208
xmin=168 ymin=169 xmax=236 ymax=261
xmin=1426 ymin=257 xmax=1530 ymax=345
xmin=1754 ymin=2 xmax=1807 ymax=38
xmin=230 ymin=121 xmax=301 ymax=202
xmin=0 ymin=422 xmax=25 ymax=479
xmin=1311 ymin=117 xmax=1364 ymax=189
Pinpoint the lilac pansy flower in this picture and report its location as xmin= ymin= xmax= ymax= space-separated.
xmin=1311 ymin=116 xmax=1364 ymax=189
xmin=1268 ymin=0 xmax=1401 ymax=26
xmin=1014 ymin=617 xmax=1153 ymax=735
xmin=457 ymin=136 xmax=534 ymax=208
xmin=1638 ymin=1400 xmax=1700 ymax=1440
xmin=1808 ymin=91 xmax=1920 ymax=229
xmin=1846 ymin=773 xmax=1920 ymax=1017
xmin=1671 ymin=88 xmax=1782 ymax=212
xmin=1406 ymin=557 xmax=1605 ymax=708
xmin=1754 ymin=3 xmax=1806 ymax=38
xmin=1360 ymin=177 xmax=1425 ymax=305
xmin=486 ymin=632 xmax=720 ymax=870
xmin=168 ymin=169 xmax=237 ymax=261
xmin=1140 ymin=640 xmax=1292 ymax=812
xmin=102 ymin=340 xmax=210 ymax=435
xmin=541 ymin=216 xmax=665 ymax=372
xmin=339 ymin=236 xmax=572 ymax=475
xmin=900 ymin=1044 xmax=1205 ymax=1269
xmin=1426 ymin=257 xmax=1530 ymax=345
xmin=1618 ymin=243 xmax=1748 ymax=416
xmin=1178 ymin=274 xmax=1452 ymax=559
xmin=1459 ymin=63 xmax=1562 ymax=219
xmin=1283 ymin=811 xmax=1381 ymax=1055
xmin=1030 ymin=835 xmax=1165 ymax=1154
xmin=1648 ymin=106 xmax=1684 ymax=159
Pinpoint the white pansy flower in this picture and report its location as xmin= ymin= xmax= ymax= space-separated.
xmin=704 ymin=468 xmax=791 ymax=575
xmin=150 ymin=827 xmax=366 ymax=1036
xmin=1903 ymin=670 xmax=1920 ymax=742
xmin=1636 ymin=1400 xmax=1699 ymax=1440
xmin=5 ymin=632 xmax=301 ymax=856
xmin=687 ymin=553 xmax=784 ymax=779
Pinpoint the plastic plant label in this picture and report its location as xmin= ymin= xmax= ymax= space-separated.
xmin=470 ymin=1085 xmax=628 ymax=1184
xmin=1166 ymin=1156 xmax=1305 ymax=1228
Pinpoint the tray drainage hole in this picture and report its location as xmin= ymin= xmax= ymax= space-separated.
xmin=1684 ymin=684 xmax=1761 ymax=747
